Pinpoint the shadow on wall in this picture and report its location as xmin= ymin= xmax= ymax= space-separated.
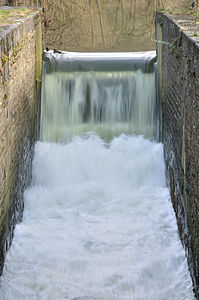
xmin=3 ymin=0 xmax=193 ymax=51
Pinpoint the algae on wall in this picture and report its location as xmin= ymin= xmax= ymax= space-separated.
xmin=9 ymin=0 xmax=192 ymax=51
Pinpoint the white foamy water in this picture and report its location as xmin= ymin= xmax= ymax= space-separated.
xmin=0 ymin=133 xmax=194 ymax=300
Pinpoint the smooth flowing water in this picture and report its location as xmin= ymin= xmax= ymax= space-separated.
xmin=41 ymin=52 xmax=158 ymax=142
xmin=0 ymin=52 xmax=194 ymax=300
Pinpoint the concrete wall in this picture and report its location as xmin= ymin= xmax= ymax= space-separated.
xmin=0 ymin=7 xmax=42 ymax=273
xmin=156 ymin=12 xmax=199 ymax=298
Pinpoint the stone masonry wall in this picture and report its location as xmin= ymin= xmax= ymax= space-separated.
xmin=0 ymin=8 xmax=42 ymax=273
xmin=156 ymin=12 xmax=199 ymax=298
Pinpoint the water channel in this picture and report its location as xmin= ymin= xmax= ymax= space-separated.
xmin=0 ymin=52 xmax=194 ymax=299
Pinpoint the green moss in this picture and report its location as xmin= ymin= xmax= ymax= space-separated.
xmin=0 ymin=8 xmax=34 ymax=25
xmin=164 ymin=8 xmax=199 ymax=17
xmin=11 ymin=31 xmax=14 ymax=43
xmin=1 ymin=94 xmax=7 ymax=109
xmin=35 ymin=22 xmax=42 ymax=90
xmin=10 ymin=41 xmax=24 ymax=66
xmin=1 ymin=53 xmax=8 ymax=66
xmin=36 ymin=77 xmax=41 ymax=83
xmin=0 ymin=10 xmax=10 ymax=16
xmin=13 ymin=41 xmax=22 ymax=57
xmin=163 ymin=8 xmax=199 ymax=18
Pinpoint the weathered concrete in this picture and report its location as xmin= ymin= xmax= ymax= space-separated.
xmin=0 ymin=7 xmax=42 ymax=273
xmin=156 ymin=11 xmax=199 ymax=298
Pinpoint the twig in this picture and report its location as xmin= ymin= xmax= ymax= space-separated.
xmin=95 ymin=0 xmax=106 ymax=48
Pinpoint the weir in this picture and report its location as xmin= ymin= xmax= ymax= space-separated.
xmin=41 ymin=51 xmax=158 ymax=142
xmin=0 ymin=52 xmax=194 ymax=299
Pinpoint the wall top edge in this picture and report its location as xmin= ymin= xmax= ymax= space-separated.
xmin=0 ymin=8 xmax=41 ymax=50
xmin=156 ymin=11 xmax=199 ymax=48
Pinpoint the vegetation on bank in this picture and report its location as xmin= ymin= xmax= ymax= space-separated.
xmin=0 ymin=8 xmax=34 ymax=25
xmin=164 ymin=7 xmax=199 ymax=16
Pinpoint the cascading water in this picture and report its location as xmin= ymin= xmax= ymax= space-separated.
xmin=41 ymin=52 xmax=158 ymax=142
xmin=0 ymin=52 xmax=194 ymax=300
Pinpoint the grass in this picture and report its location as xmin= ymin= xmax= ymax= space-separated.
xmin=164 ymin=8 xmax=199 ymax=17
xmin=0 ymin=8 xmax=34 ymax=25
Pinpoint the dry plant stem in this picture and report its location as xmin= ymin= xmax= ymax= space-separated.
xmin=95 ymin=0 xmax=106 ymax=48
xmin=90 ymin=0 xmax=94 ymax=48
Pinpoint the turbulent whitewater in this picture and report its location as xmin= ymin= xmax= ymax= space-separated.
xmin=0 ymin=52 xmax=194 ymax=300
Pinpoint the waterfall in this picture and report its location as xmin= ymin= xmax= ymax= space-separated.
xmin=0 ymin=51 xmax=194 ymax=300
xmin=41 ymin=51 xmax=158 ymax=142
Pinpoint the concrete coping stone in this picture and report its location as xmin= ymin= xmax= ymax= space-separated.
xmin=0 ymin=7 xmax=41 ymax=54
xmin=156 ymin=11 xmax=199 ymax=50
